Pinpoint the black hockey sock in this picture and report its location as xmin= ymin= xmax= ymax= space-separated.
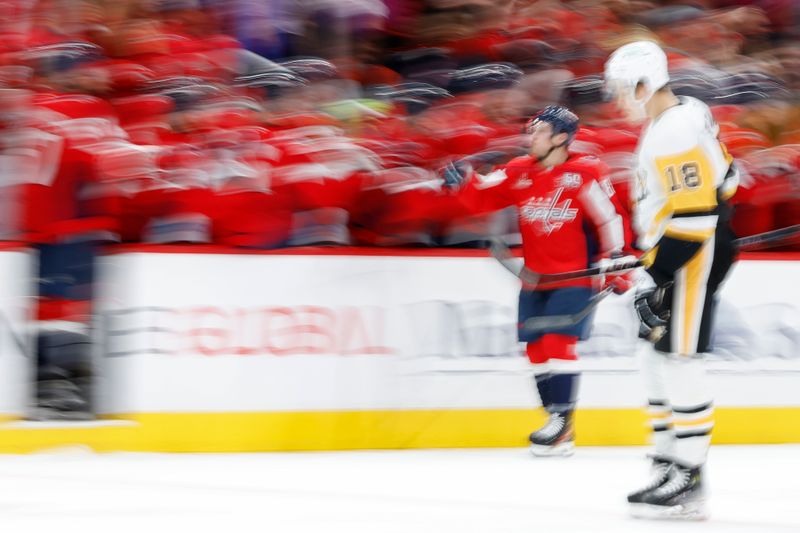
xmin=547 ymin=373 xmax=579 ymax=414
xmin=534 ymin=372 xmax=552 ymax=410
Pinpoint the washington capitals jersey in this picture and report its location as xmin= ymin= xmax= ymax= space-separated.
xmin=457 ymin=154 xmax=625 ymax=286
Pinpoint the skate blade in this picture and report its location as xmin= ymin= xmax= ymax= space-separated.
xmin=629 ymin=501 xmax=708 ymax=521
xmin=529 ymin=441 xmax=575 ymax=457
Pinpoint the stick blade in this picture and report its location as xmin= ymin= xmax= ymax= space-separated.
xmin=521 ymin=286 xmax=614 ymax=333
xmin=522 ymin=315 xmax=577 ymax=331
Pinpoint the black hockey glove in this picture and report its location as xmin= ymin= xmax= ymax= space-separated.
xmin=635 ymin=286 xmax=669 ymax=342
xmin=442 ymin=160 xmax=472 ymax=190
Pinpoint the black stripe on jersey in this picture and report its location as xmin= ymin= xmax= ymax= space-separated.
xmin=653 ymin=425 xmax=672 ymax=432
xmin=672 ymin=209 xmax=718 ymax=218
xmin=673 ymin=402 xmax=713 ymax=414
xmin=648 ymin=399 xmax=668 ymax=407
xmin=675 ymin=429 xmax=713 ymax=439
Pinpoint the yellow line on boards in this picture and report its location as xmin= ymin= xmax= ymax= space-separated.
xmin=1 ymin=408 xmax=799 ymax=453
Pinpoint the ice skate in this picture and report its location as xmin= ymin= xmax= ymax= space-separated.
xmin=627 ymin=455 xmax=673 ymax=503
xmin=628 ymin=462 xmax=708 ymax=520
xmin=529 ymin=411 xmax=574 ymax=457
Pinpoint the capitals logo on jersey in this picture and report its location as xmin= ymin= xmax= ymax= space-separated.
xmin=520 ymin=188 xmax=578 ymax=235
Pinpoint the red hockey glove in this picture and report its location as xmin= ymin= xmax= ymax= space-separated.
xmin=597 ymin=254 xmax=638 ymax=294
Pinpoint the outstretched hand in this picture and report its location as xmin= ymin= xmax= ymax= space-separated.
xmin=441 ymin=159 xmax=473 ymax=189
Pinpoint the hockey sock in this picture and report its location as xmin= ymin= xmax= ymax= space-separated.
xmin=642 ymin=348 xmax=675 ymax=457
xmin=541 ymin=334 xmax=579 ymax=414
xmin=547 ymin=372 xmax=579 ymax=414
xmin=648 ymin=399 xmax=674 ymax=456
xmin=664 ymin=355 xmax=713 ymax=467
xmin=534 ymin=372 xmax=552 ymax=409
xmin=527 ymin=341 xmax=552 ymax=408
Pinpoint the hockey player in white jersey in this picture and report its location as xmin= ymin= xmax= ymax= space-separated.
xmin=604 ymin=41 xmax=739 ymax=520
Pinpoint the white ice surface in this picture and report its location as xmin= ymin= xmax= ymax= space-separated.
xmin=0 ymin=445 xmax=798 ymax=533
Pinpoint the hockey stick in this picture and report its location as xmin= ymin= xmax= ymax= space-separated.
xmin=504 ymin=223 xmax=800 ymax=332
xmin=733 ymin=223 xmax=800 ymax=251
xmin=489 ymin=238 xmax=641 ymax=288
xmin=521 ymin=285 xmax=615 ymax=332
xmin=492 ymin=223 xmax=800 ymax=289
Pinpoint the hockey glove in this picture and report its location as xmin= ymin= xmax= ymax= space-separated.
xmin=634 ymin=286 xmax=669 ymax=342
xmin=442 ymin=159 xmax=472 ymax=190
xmin=596 ymin=253 xmax=638 ymax=294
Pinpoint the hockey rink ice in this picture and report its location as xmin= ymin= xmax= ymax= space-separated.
xmin=0 ymin=445 xmax=797 ymax=532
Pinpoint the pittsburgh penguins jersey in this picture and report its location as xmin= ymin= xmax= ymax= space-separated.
xmin=457 ymin=153 xmax=625 ymax=287
xmin=634 ymin=96 xmax=738 ymax=250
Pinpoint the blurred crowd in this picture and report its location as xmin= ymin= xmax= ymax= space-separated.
xmin=2 ymin=0 xmax=800 ymax=251
xmin=2 ymin=0 xmax=800 ymax=418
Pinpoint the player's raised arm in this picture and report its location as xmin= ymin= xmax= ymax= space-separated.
xmin=442 ymin=156 xmax=522 ymax=215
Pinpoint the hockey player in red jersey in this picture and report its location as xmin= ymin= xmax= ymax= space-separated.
xmin=445 ymin=105 xmax=633 ymax=456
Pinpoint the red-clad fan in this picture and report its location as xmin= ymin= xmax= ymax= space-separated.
xmin=127 ymin=141 xmax=214 ymax=243
xmin=350 ymin=165 xmax=450 ymax=247
xmin=414 ymin=101 xmax=493 ymax=161
xmin=6 ymin=91 xmax=123 ymax=244
xmin=0 ymin=102 xmax=65 ymax=242
xmin=272 ymin=134 xmax=377 ymax=245
xmin=211 ymin=167 xmax=292 ymax=249
xmin=85 ymin=140 xmax=161 ymax=242
xmin=732 ymin=146 xmax=800 ymax=248
xmin=84 ymin=95 xmax=178 ymax=242
xmin=363 ymin=117 xmax=445 ymax=168
xmin=112 ymin=94 xmax=176 ymax=146
xmin=201 ymin=125 xmax=291 ymax=249
xmin=33 ymin=93 xmax=117 ymax=123
xmin=444 ymin=30 xmax=510 ymax=64
xmin=353 ymin=95 xmax=475 ymax=244
xmin=719 ymin=125 xmax=772 ymax=157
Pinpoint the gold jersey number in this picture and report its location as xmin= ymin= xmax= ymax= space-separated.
xmin=655 ymin=146 xmax=717 ymax=214
xmin=665 ymin=162 xmax=701 ymax=191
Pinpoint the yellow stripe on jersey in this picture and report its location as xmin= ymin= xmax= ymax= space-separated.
xmin=673 ymin=414 xmax=715 ymax=428
xmin=655 ymin=146 xmax=718 ymax=215
xmin=643 ymin=203 xmax=673 ymax=246
xmin=640 ymin=246 xmax=658 ymax=268
xmin=664 ymin=226 xmax=715 ymax=242
xmin=647 ymin=410 xmax=672 ymax=420
xmin=719 ymin=139 xmax=734 ymax=166
xmin=678 ymin=239 xmax=714 ymax=355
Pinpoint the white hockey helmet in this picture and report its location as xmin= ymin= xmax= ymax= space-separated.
xmin=604 ymin=41 xmax=669 ymax=121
